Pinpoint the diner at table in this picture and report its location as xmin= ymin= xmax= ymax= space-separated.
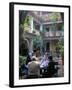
xmin=21 ymin=49 xmax=59 ymax=78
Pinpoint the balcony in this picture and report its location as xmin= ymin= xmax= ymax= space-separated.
xmin=44 ymin=31 xmax=64 ymax=37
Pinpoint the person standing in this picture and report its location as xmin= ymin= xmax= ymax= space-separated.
xmin=40 ymin=52 xmax=49 ymax=74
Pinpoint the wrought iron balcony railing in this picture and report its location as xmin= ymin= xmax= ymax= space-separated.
xmin=44 ymin=31 xmax=64 ymax=37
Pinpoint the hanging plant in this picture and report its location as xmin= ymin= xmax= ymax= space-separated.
xmin=23 ymin=16 xmax=32 ymax=32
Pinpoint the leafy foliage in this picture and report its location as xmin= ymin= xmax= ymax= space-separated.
xmin=23 ymin=16 xmax=31 ymax=28
xmin=33 ymin=35 xmax=42 ymax=49
xmin=19 ymin=56 xmax=27 ymax=68
xmin=56 ymin=39 xmax=64 ymax=57
xmin=19 ymin=11 xmax=32 ymax=32
xmin=19 ymin=11 xmax=28 ymax=25
xmin=49 ymin=13 xmax=60 ymax=21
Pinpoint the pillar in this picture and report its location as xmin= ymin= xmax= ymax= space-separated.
xmin=30 ymin=17 xmax=33 ymax=33
xmin=40 ymin=24 xmax=43 ymax=31
xmin=29 ymin=39 xmax=33 ymax=53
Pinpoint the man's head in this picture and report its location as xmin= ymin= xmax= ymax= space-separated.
xmin=48 ymin=56 xmax=53 ymax=61
xmin=32 ymin=56 xmax=37 ymax=61
xmin=45 ymin=52 xmax=48 ymax=58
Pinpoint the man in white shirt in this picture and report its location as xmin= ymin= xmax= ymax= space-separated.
xmin=40 ymin=52 xmax=49 ymax=74
xmin=40 ymin=52 xmax=49 ymax=68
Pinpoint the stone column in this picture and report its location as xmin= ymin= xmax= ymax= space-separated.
xmin=30 ymin=17 xmax=33 ymax=33
xmin=50 ymin=41 xmax=55 ymax=55
xmin=40 ymin=24 xmax=43 ymax=55
xmin=40 ymin=24 xmax=43 ymax=31
xmin=49 ymin=41 xmax=52 ymax=51
xmin=29 ymin=39 xmax=33 ymax=53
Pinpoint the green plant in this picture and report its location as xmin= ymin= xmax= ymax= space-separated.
xmin=19 ymin=56 xmax=27 ymax=68
xmin=33 ymin=35 xmax=42 ymax=49
xmin=50 ymin=13 xmax=60 ymax=22
xmin=23 ymin=16 xmax=32 ymax=28
xmin=56 ymin=39 xmax=64 ymax=57
xmin=62 ymin=24 xmax=64 ymax=31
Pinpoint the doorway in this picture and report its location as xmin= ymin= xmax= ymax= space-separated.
xmin=46 ymin=42 xmax=50 ymax=52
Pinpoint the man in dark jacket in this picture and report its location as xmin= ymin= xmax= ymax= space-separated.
xmin=42 ymin=56 xmax=58 ymax=78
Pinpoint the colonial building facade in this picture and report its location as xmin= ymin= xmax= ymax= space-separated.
xmin=19 ymin=11 xmax=64 ymax=56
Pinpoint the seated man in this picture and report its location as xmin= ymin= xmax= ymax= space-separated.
xmin=27 ymin=56 xmax=40 ymax=78
xmin=43 ymin=56 xmax=58 ymax=77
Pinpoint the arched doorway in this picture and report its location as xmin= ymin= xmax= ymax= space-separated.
xmin=19 ymin=39 xmax=29 ymax=56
